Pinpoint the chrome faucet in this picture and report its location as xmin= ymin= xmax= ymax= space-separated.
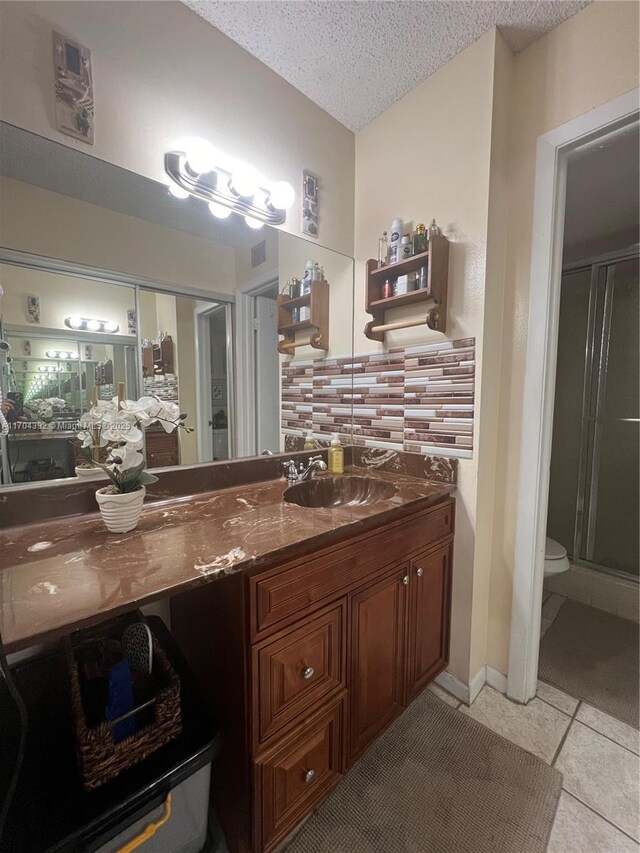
xmin=299 ymin=455 xmax=328 ymax=481
xmin=282 ymin=455 xmax=327 ymax=484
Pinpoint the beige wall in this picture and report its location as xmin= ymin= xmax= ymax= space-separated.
xmin=0 ymin=1 xmax=355 ymax=257
xmin=0 ymin=177 xmax=237 ymax=294
xmin=0 ymin=262 xmax=135 ymax=333
xmin=487 ymin=0 xmax=640 ymax=674
xmin=354 ymin=30 xmax=499 ymax=682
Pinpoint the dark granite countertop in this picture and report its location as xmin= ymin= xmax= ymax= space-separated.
xmin=0 ymin=468 xmax=454 ymax=653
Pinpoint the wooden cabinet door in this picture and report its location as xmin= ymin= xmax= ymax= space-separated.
xmin=348 ymin=565 xmax=408 ymax=762
xmin=406 ymin=542 xmax=453 ymax=702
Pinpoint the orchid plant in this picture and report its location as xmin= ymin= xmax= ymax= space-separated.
xmin=76 ymin=396 xmax=191 ymax=493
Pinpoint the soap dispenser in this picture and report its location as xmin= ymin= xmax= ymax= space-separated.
xmin=303 ymin=430 xmax=315 ymax=450
xmin=328 ymin=433 xmax=344 ymax=475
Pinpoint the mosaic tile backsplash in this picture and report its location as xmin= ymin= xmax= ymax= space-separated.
xmin=282 ymin=337 xmax=475 ymax=459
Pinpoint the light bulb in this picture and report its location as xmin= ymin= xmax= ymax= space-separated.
xmin=168 ymin=184 xmax=189 ymax=199
xmin=231 ymin=165 xmax=258 ymax=199
xmin=46 ymin=350 xmax=57 ymax=358
xmin=104 ymin=320 xmax=118 ymax=332
xmin=208 ymin=201 xmax=231 ymax=219
xmin=185 ymin=138 xmax=216 ymax=174
xmin=68 ymin=316 xmax=82 ymax=329
xmin=244 ymin=215 xmax=264 ymax=230
xmin=269 ymin=181 xmax=295 ymax=210
xmin=87 ymin=319 xmax=101 ymax=332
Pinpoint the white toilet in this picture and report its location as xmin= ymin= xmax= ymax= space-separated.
xmin=544 ymin=537 xmax=570 ymax=578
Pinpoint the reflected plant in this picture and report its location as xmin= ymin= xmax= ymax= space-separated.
xmin=75 ymin=396 xmax=192 ymax=493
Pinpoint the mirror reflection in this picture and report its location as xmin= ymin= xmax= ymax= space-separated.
xmin=0 ymin=122 xmax=354 ymax=486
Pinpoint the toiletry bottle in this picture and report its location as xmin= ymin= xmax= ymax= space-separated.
xmin=303 ymin=430 xmax=315 ymax=450
xmin=412 ymin=223 xmax=427 ymax=254
xmin=313 ymin=262 xmax=321 ymax=281
xmin=382 ymin=278 xmax=392 ymax=299
xmin=401 ymin=234 xmax=412 ymax=259
xmin=378 ymin=231 xmax=389 ymax=268
xmin=388 ymin=218 xmax=403 ymax=264
xmin=428 ymin=219 xmax=442 ymax=238
xmin=328 ymin=433 xmax=344 ymax=474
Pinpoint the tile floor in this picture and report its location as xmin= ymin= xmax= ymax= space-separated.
xmin=428 ymin=681 xmax=640 ymax=852
xmin=429 ymin=589 xmax=640 ymax=851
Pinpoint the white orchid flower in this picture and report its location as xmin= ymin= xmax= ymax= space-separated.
xmin=109 ymin=442 xmax=144 ymax=472
xmin=119 ymin=399 xmax=157 ymax=427
xmin=76 ymin=429 xmax=108 ymax=449
xmin=102 ymin=418 xmax=143 ymax=445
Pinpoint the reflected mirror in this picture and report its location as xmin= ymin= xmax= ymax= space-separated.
xmin=0 ymin=121 xmax=354 ymax=486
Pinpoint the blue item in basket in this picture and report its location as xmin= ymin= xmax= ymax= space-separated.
xmin=105 ymin=659 xmax=135 ymax=743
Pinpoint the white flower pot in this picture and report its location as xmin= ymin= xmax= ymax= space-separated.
xmin=75 ymin=465 xmax=107 ymax=479
xmin=95 ymin=486 xmax=146 ymax=533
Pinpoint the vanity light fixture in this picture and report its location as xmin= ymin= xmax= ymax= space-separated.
xmin=38 ymin=365 xmax=61 ymax=372
xmin=165 ymin=140 xmax=295 ymax=227
xmin=46 ymin=349 xmax=78 ymax=359
xmin=64 ymin=317 xmax=120 ymax=334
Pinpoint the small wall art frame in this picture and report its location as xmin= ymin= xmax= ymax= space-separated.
xmin=52 ymin=30 xmax=94 ymax=144
xmin=25 ymin=295 xmax=40 ymax=324
xmin=302 ymin=171 xmax=319 ymax=238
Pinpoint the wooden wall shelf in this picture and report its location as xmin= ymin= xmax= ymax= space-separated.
xmin=364 ymin=233 xmax=449 ymax=342
xmin=278 ymin=280 xmax=329 ymax=355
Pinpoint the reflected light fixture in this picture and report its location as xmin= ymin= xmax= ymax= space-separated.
xmin=46 ymin=349 xmax=78 ymax=359
xmin=165 ymin=139 xmax=295 ymax=227
xmin=64 ymin=317 xmax=120 ymax=334
xmin=208 ymin=201 xmax=231 ymax=220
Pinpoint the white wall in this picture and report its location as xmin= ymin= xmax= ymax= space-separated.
xmin=0 ymin=1 xmax=355 ymax=257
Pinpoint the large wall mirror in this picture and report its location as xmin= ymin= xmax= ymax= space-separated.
xmin=0 ymin=122 xmax=354 ymax=487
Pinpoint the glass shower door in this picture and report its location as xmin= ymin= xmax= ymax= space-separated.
xmin=583 ymin=257 xmax=639 ymax=576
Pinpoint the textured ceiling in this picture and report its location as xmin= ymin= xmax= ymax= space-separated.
xmin=184 ymin=0 xmax=591 ymax=131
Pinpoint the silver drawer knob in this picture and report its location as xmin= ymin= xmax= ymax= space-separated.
xmin=302 ymin=666 xmax=315 ymax=680
xmin=304 ymin=769 xmax=315 ymax=783
xmin=402 ymin=575 xmax=409 ymax=586
xmin=416 ymin=567 xmax=424 ymax=577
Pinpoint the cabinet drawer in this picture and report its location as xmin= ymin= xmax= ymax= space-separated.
xmin=250 ymin=498 xmax=454 ymax=638
xmin=253 ymin=603 xmax=345 ymax=747
xmin=256 ymin=698 xmax=343 ymax=852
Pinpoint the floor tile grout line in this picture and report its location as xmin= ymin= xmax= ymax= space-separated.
xmin=569 ymin=718 xmax=640 ymax=758
xmin=551 ymin=700 xmax=581 ymax=767
xmin=560 ymin=789 xmax=640 ymax=844
xmin=536 ymin=685 xmax=640 ymax=757
xmin=535 ymin=694 xmax=577 ymax=717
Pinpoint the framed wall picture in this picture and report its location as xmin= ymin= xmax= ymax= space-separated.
xmin=212 ymin=382 xmax=226 ymax=404
xmin=302 ymin=170 xmax=319 ymax=238
xmin=52 ymin=30 xmax=94 ymax=144
xmin=26 ymin=295 xmax=40 ymax=324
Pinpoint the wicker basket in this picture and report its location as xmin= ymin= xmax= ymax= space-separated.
xmin=65 ymin=619 xmax=182 ymax=790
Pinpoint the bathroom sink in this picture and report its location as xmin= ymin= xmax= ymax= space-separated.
xmin=284 ymin=475 xmax=397 ymax=508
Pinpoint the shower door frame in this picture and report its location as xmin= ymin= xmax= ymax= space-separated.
xmin=566 ymin=248 xmax=639 ymax=580
xmin=507 ymin=89 xmax=640 ymax=705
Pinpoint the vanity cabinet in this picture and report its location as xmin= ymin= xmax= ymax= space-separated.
xmin=171 ymin=496 xmax=454 ymax=853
